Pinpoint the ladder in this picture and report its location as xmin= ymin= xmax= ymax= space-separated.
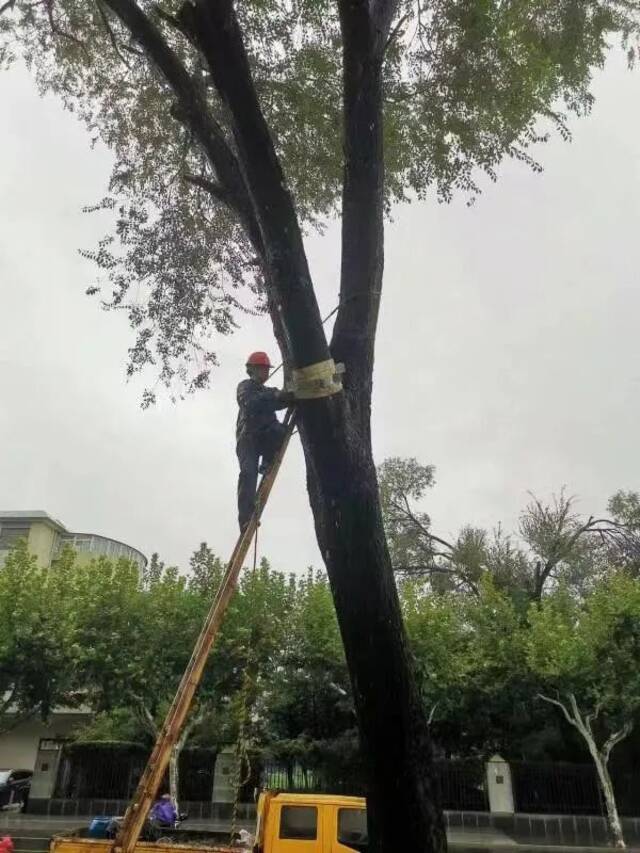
xmin=114 ymin=410 xmax=297 ymax=853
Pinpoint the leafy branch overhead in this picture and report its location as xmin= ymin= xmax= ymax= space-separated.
xmin=2 ymin=0 xmax=639 ymax=398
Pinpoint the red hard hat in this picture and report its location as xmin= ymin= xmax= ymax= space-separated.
xmin=246 ymin=351 xmax=271 ymax=368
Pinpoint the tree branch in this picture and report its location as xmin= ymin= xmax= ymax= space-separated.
xmin=538 ymin=692 xmax=577 ymax=728
xmin=154 ymin=4 xmax=193 ymax=42
xmin=45 ymin=0 xmax=90 ymax=57
xmin=178 ymin=0 xmax=329 ymax=371
xmin=584 ymin=701 xmax=602 ymax=736
xmin=331 ymin=0 xmax=386 ymax=423
xmin=371 ymin=0 xmax=402 ymax=55
xmin=102 ymin=0 xmax=265 ymax=260
xmin=134 ymin=697 xmax=159 ymax=737
xmin=97 ymin=0 xmax=131 ymax=68
xmin=392 ymin=495 xmax=454 ymax=553
xmin=384 ymin=10 xmax=411 ymax=53
xmin=602 ymin=721 xmax=633 ymax=765
xmin=182 ymin=173 xmax=231 ymax=205
xmin=0 ymin=0 xmax=16 ymax=16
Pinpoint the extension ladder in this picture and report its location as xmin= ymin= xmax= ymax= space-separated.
xmin=114 ymin=410 xmax=297 ymax=853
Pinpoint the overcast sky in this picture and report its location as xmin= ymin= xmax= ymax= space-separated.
xmin=1 ymin=52 xmax=639 ymax=573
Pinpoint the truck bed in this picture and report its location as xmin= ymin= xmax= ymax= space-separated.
xmin=50 ymin=837 xmax=236 ymax=853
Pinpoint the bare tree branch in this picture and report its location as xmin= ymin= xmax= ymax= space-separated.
xmin=384 ymin=10 xmax=411 ymax=53
xmin=538 ymin=692 xmax=576 ymax=728
xmin=602 ymin=721 xmax=633 ymax=765
xmin=182 ymin=173 xmax=231 ymax=205
xmin=390 ymin=495 xmax=454 ymax=553
xmin=134 ymin=697 xmax=159 ymax=737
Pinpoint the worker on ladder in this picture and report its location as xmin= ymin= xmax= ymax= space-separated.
xmin=236 ymin=351 xmax=293 ymax=531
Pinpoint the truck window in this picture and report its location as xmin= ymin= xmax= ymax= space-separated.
xmin=337 ymin=808 xmax=368 ymax=850
xmin=279 ymin=806 xmax=318 ymax=840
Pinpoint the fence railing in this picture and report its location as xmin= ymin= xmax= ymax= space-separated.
xmin=261 ymin=759 xmax=489 ymax=811
xmin=48 ymin=744 xmax=640 ymax=818
xmin=511 ymin=761 xmax=604 ymax=815
xmin=53 ymin=742 xmax=217 ymax=803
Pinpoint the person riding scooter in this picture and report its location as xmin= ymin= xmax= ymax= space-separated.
xmin=149 ymin=793 xmax=187 ymax=828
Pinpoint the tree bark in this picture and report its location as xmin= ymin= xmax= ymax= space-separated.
xmin=592 ymin=751 xmax=625 ymax=849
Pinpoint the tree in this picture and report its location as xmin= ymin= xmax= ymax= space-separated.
xmin=381 ymin=456 xmax=640 ymax=604
xmin=0 ymin=542 xmax=81 ymax=732
xmin=4 ymin=1 xmax=640 ymax=847
xmin=527 ymin=575 xmax=640 ymax=849
xmin=264 ymin=571 xmax=358 ymax=787
xmin=607 ymin=491 xmax=640 ymax=574
xmin=401 ymin=575 xmax=555 ymax=759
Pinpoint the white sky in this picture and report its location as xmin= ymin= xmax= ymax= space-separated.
xmin=1 ymin=53 xmax=639 ymax=573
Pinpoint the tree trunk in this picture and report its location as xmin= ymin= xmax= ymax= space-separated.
xmin=169 ymin=745 xmax=180 ymax=813
xmin=592 ymin=752 xmax=625 ymax=850
xmin=102 ymin=2 xmax=446 ymax=849
xmin=540 ymin=695 xmax=628 ymax=850
xmin=300 ymin=402 xmax=446 ymax=853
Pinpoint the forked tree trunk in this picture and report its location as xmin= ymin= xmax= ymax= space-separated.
xmin=102 ymin=1 xmax=446 ymax=849
xmin=539 ymin=693 xmax=631 ymax=850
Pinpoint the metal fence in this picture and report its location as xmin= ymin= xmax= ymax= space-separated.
xmin=262 ymin=759 xmax=489 ymax=811
xmin=511 ymin=762 xmax=604 ymax=815
xmin=54 ymin=742 xmax=217 ymax=802
xmin=48 ymin=746 xmax=639 ymax=817
xmin=435 ymin=760 xmax=488 ymax=811
xmin=611 ymin=768 xmax=640 ymax=818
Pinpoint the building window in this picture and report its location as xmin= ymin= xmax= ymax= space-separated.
xmin=0 ymin=525 xmax=29 ymax=551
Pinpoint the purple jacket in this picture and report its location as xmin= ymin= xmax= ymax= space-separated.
xmin=151 ymin=800 xmax=177 ymax=824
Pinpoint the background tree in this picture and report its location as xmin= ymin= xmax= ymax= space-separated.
xmin=527 ymin=574 xmax=640 ymax=849
xmin=0 ymin=542 xmax=81 ymax=733
xmin=382 ymin=457 xmax=640 ymax=603
xmin=264 ymin=571 xmax=359 ymax=788
xmin=401 ymin=575 xmax=555 ymax=759
xmin=4 ymin=0 xmax=640 ymax=847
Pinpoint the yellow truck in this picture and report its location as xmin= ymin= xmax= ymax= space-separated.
xmin=252 ymin=792 xmax=367 ymax=853
xmin=49 ymin=791 xmax=368 ymax=853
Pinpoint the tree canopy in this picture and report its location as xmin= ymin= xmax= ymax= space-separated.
xmin=2 ymin=0 xmax=639 ymax=396
xmin=380 ymin=456 xmax=640 ymax=602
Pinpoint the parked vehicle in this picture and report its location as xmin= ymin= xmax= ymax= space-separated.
xmin=252 ymin=791 xmax=368 ymax=852
xmin=0 ymin=770 xmax=32 ymax=812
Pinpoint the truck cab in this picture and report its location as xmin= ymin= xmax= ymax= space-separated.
xmin=255 ymin=792 xmax=368 ymax=853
